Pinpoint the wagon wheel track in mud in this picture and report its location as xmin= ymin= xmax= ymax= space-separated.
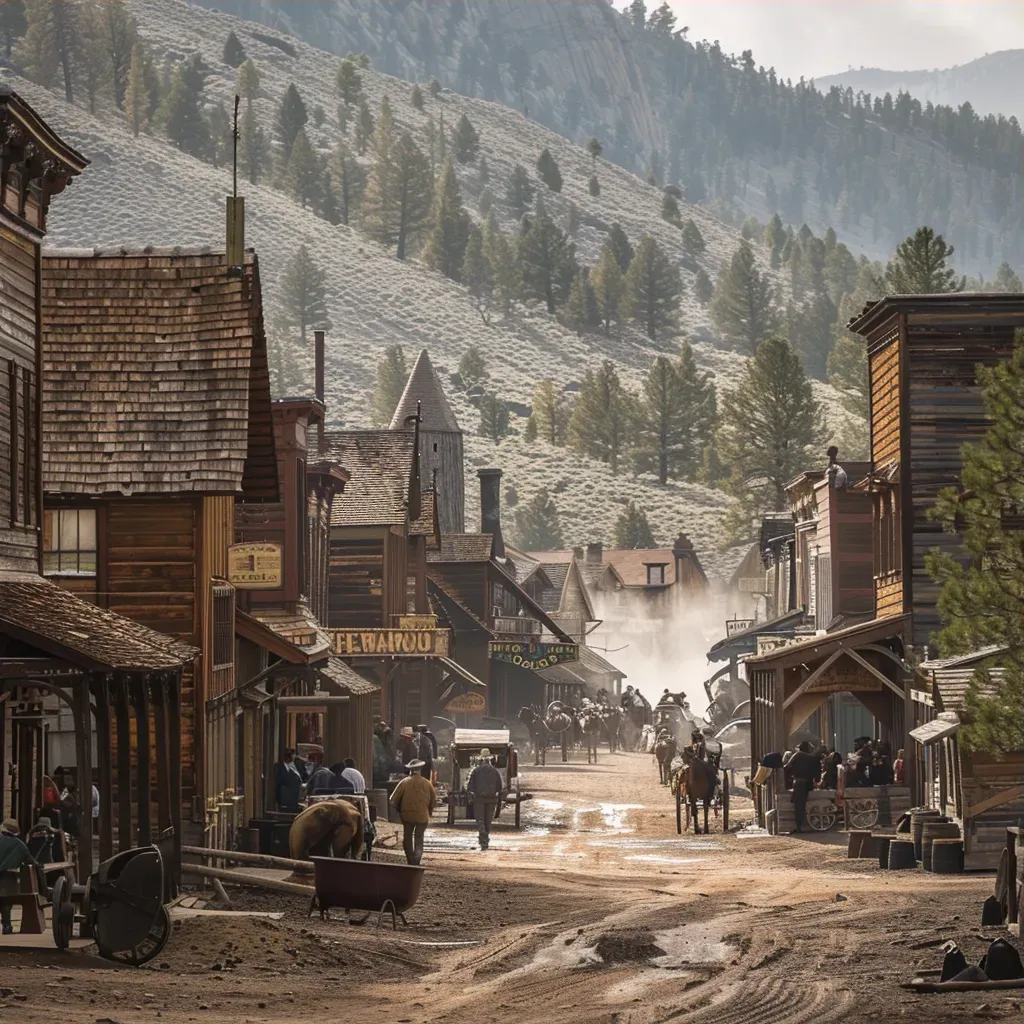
xmin=660 ymin=975 xmax=855 ymax=1024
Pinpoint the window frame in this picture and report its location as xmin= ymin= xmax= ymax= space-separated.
xmin=42 ymin=507 xmax=98 ymax=576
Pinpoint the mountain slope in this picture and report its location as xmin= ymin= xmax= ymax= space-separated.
xmin=23 ymin=0 xmax=856 ymax=578
xmin=815 ymin=50 xmax=1024 ymax=124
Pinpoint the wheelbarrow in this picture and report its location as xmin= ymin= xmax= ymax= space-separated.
xmin=308 ymin=856 xmax=424 ymax=929
xmin=51 ymin=842 xmax=171 ymax=966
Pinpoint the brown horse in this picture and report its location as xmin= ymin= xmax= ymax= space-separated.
xmin=580 ymin=710 xmax=602 ymax=764
xmin=678 ymin=748 xmax=719 ymax=835
xmin=289 ymin=800 xmax=364 ymax=860
xmin=653 ymin=730 xmax=677 ymax=785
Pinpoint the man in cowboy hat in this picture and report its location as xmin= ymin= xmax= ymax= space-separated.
xmin=389 ymin=761 xmax=436 ymax=865
xmin=467 ymin=750 xmax=504 ymax=850
xmin=0 ymin=818 xmax=46 ymax=934
xmin=414 ymin=724 xmax=438 ymax=779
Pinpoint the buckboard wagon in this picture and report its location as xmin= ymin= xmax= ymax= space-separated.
xmin=767 ymin=784 xmax=912 ymax=833
xmin=444 ymin=728 xmax=523 ymax=828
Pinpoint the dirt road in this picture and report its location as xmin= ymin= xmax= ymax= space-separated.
xmin=1 ymin=752 xmax=1018 ymax=1023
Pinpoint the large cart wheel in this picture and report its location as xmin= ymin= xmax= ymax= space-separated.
xmin=721 ymin=770 xmax=730 ymax=833
xmin=807 ymin=804 xmax=838 ymax=832
xmin=847 ymin=798 xmax=879 ymax=830
xmin=50 ymin=875 xmax=74 ymax=951
xmin=98 ymin=905 xmax=172 ymax=967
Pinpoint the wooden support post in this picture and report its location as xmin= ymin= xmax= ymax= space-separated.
xmin=73 ymin=684 xmax=94 ymax=881
xmin=132 ymin=676 xmax=152 ymax=846
xmin=168 ymin=672 xmax=183 ymax=888
xmin=113 ymin=675 xmax=132 ymax=852
xmin=92 ymin=676 xmax=114 ymax=864
xmin=152 ymin=676 xmax=171 ymax=833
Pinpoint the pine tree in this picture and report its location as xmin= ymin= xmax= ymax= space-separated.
xmin=478 ymin=155 xmax=489 ymax=186
xmin=452 ymin=113 xmax=480 ymax=164
xmin=566 ymin=273 xmax=600 ymax=334
xmin=157 ymin=58 xmax=209 ymax=159
xmin=371 ymin=345 xmax=408 ymax=427
xmin=681 ymin=219 xmax=706 ymax=255
xmin=719 ymin=336 xmax=825 ymax=537
xmin=710 ymin=242 xmax=781 ymax=354
xmin=588 ymin=174 xmax=600 ymax=197
xmin=483 ymin=213 xmax=518 ymax=316
xmin=428 ymin=76 xmax=441 ymax=98
xmin=21 ymin=0 xmax=77 ymax=102
xmin=885 ymin=226 xmax=965 ymax=293
xmin=206 ymin=100 xmax=231 ymax=168
xmin=336 ymin=57 xmax=363 ymax=111
xmin=567 ymin=202 xmax=580 ymax=239
xmin=925 ymin=334 xmax=1024 ymax=754
xmin=98 ymin=0 xmax=135 ymax=110
xmin=661 ymin=192 xmax=682 ymax=226
xmin=607 ymin=223 xmax=634 ymax=272
xmin=239 ymin=103 xmax=267 ymax=185
xmin=365 ymin=125 xmax=433 ymax=261
xmin=321 ymin=170 xmax=341 ymax=225
xmin=312 ymin=104 xmax=326 ymax=128
xmin=123 ymin=42 xmax=149 ymax=135
xmin=0 ymin=0 xmax=26 ymax=61
xmin=76 ymin=3 xmax=105 ymax=115
xmin=276 ymin=83 xmax=308 ymax=167
xmin=518 ymin=215 xmax=576 ymax=313
xmin=570 ymin=361 xmax=634 ymax=472
xmin=523 ymin=416 xmax=538 ymax=442
xmin=828 ymin=261 xmax=884 ymax=423
xmin=514 ymin=489 xmax=564 ymax=550
xmin=222 ymin=29 xmax=245 ymax=68
xmin=284 ymin=129 xmax=322 ymax=209
xmin=764 ymin=213 xmax=786 ymax=268
xmin=587 ymin=137 xmax=602 ymax=169
xmin=423 ymin=157 xmax=470 ymax=280
xmin=461 ymin=227 xmax=493 ymax=321
xmin=994 ymin=261 xmax=1022 ymax=293
xmin=505 ymin=163 xmax=535 ymax=219
xmin=693 ymin=268 xmax=714 ymax=306
xmin=236 ymin=57 xmax=260 ymax=106
xmin=529 ymin=380 xmax=572 ymax=446
xmin=625 ymin=235 xmax=682 ymax=341
xmin=591 ymin=244 xmax=625 ymax=333
xmin=628 ymin=0 xmax=647 ymax=30
xmin=647 ymin=0 xmax=677 ymax=33
xmin=633 ymin=343 xmax=715 ymax=484
xmin=788 ymin=290 xmax=838 ymax=381
xmin=332 ymin=141 xmax=366 ymax=226
xmin=458 ymin=345 xmax=488 ymax=390
xmin=478 ymin=393 xmax=510 ymax=442
xmin=614 ymin=502 xmax=656 ymax=548
xmin=277 ymin=245 xmax=331 ymax=351
xmin=537 ymin=147 xmax=563 ymax=192
xmin=355 ymin=98 xmax=374 ymax=155
xmin=410 ymin=83 xmax=424 ymax=110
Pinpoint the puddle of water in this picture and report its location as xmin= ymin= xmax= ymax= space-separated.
xmin=622 ymin=855 xmax=704 ymax=864
xmin=588 ymin=838 xmax=723 ymax=852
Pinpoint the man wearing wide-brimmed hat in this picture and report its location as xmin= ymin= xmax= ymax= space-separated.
xmin=467 ymin=750 xmax=503 ymax=850
xmin=0 ymin=818 xmax=46 ymax=934
xmin=390 ymin=761 xmax=436 ymax=865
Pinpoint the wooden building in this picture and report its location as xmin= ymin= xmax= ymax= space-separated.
xmin=390 ymin=348 xmax=465 ymax=535
xmin=40 ymin=247 xmax=279 ymax=819
xmin=0 ymin=87 xmax=194 ymax=885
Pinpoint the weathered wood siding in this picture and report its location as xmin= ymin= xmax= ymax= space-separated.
xmin=828 ymin=486 xmax=874 ymax=618
xmin=328 ymin=528 xmax=387 ymax=628
xmin=420 ymin=429 xmax=464 ymax=535
xmin=386 ymin=527 xmax=407 ymax=623
xmin=0 ymin=226 xmax=39 ymax=572
xmin=957 ymin=750 xmax=1024 ymax=870
xmin=869 ymin=330 xmax=901 ymax=466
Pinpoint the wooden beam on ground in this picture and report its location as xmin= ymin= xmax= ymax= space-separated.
xmin=181 ymin=863 xmax=313 ymax=896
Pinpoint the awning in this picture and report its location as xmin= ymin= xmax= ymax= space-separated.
xmin=437 ymin=657 xmax=487 ymax=706
xmin=706 ymin=608 xmax=805 ymax=662
xmin=742 ymin=614 xmax=910 ymax=671
xmin=454 ymin=727 xmax=509 ymax=747
xmin=909 ymin=712 xmax=961 ymax=746
xmin=316 ymin=658 xmax=381 ymax=697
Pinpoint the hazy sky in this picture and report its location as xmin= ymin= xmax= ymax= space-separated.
xmin=659 ymin=1 xmax=1024 ymax=80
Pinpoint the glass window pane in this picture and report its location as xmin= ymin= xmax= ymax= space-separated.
xmin=78 ymin=509 xmax=97 ymax=551
xmin=43 ymin=510 xmax=56 ymax=552
xmin=59 ymin=509 xmax=79 ymax=550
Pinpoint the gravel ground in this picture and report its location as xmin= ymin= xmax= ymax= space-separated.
xmin=0 ymin=752 xmax=1019 ymax=1024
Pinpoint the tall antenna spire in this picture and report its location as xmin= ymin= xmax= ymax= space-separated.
xmin=226 ymin=94 xmax=244 ymax=275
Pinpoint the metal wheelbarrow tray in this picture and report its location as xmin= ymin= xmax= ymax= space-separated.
xmin=309 ymin=857 xmax=424 ymax=928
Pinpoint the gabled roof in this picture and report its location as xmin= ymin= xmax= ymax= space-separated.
xmin=389 ymin=348 xmax=460 ymax=432
xmin=247 ymin=604 xmax=330 ymax=660
xmin=409 ymin=488 xmax=440 ymax=545
xmin=428 ymin=534 xmax=495 ymax=563
xmin=41 ymin=248 xmax=278 ymax=499
xmin=317 ymin=430 xmax=416 ymax=527
xmin=0 ymin=571 xmax=195 ymax=671
xmin=932 ymin=668 xmax=1002 ymax=715
xmin=318 ymin=658 xmax=381 ymax=696
xmin=577 ymin=645 xmax=625 ymax=679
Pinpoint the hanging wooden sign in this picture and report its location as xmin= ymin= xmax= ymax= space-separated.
xmin=445 ymin=692 xmax=486 ymax=713
xmin=330 ymin=628 xmax=450 ymax=658
xmin=227 ymin=542 xmax=282 ymax=589
xmin=489 ymin=641 xmax=579 ymax=670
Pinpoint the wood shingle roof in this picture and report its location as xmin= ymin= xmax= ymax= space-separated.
xmin=389 ymin=349 xmax=460 ymax=432
xmin=316 ymin=430 xmax=416 ymax=527
xmin=427 ymin=534 xmax=495 ymax=563
xmin=40 ymin=248 xmax=278 ymax=499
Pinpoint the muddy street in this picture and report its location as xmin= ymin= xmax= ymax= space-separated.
xmin=0 ymin=752 xmax=1015 ymax=1024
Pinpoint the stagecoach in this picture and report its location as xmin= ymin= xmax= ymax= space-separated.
xmin=673 ymin=738 xmax=730 ymax=835
xmin=653 ymin=701 xmax=706 ymax=745
xmin=444 ymin=728 xmax=524 ymax=829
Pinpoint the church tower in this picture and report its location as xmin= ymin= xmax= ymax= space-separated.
xmin=390 ymin=349 xmax=465 ymax=534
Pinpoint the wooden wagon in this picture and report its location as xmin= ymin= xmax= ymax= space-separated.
xmin=444 ymin=728 xmax=523 ymax=828
xmin=768 ymin=784 xmax=911 ymax=834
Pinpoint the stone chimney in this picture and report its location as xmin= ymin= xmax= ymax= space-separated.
xmin=586 ymin=542 xmax=603 ymax=565
xmin=478 ymin=468 xmax=504 ymax=558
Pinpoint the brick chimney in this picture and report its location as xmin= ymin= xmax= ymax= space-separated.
xmin=477 ymin=468 xmax=504 ymax=558
xmin=586 ymin=542 xmax=603 ymax=565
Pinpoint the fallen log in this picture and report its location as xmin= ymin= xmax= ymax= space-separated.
xmin=182 ymin=845 xmax=313 ymax=873
xmin=181 ymin=863 xmax=314 ymax=896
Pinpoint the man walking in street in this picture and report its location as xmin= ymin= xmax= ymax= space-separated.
xmin=390 ymin=759 xmax=435 ymax=865
xmin=784 ymin=741 xmax=819 ymax=834
xmin=467 ymin=750 xmax=504 ymax=850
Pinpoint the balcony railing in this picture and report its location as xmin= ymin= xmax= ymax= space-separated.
xmin=493 ymin=616 xmax=542 ymax=637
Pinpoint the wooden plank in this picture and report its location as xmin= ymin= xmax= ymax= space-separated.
xmin=965 ymin=785 xmax=1024 ymax=819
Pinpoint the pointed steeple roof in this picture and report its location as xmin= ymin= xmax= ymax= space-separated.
xmin=389 ymin=348 xmax=461 ymax=432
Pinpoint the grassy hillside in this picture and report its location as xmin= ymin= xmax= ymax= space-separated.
xmin=24 ymin=0 xmax=859 ymax=579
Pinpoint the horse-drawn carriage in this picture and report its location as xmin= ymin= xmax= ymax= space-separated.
xmin=444 ymin=728 xmax=524 ymax=828
xmin=672 ymin=739 xmax=730 ymax=835
xmin=653 ymin=701 xmax=707 ymax=745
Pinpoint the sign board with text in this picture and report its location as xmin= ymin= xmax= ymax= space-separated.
xmin=227 ymin=543 xmax=282 ymax=589
xmin=330 ymin=628 xmax=450 ymax=658
xmin=489 ymin=641 xmax=579 ymax=670
xmin=445 ymin=691 xmax=486 ymax=713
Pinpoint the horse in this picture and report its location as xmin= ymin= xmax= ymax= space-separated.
xmin=518 ymin=706 xmax=550 ymax=765
xmin=677 ymin=747 xmax=720 ymax=835
xmin=653 ymin=729 xmax=677 ymax=785
xmin=289 ymin=800 xmax=364 ymax=860
xmin=580 ymin=710 xmax=603 ymax=764
xmin=601 ymin=706 xmax=625 ymax=753
xmin=544 ymin=702 xmax=575 ymax=763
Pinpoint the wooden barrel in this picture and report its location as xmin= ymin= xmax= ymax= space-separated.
xmin=888 ymin=836 xmax=918 ymax=870
xmin=931 ymin=838 xmax=965 ymax=875
xmin=922 ymin=821 xmax=961 ymax=871
xmin=875 ymin=833 xmax=892 ymax=869
xmin=848 ymin=830 xmax=873 ymax=858
xmin=911 ymin=810 xmax=942 ymax=861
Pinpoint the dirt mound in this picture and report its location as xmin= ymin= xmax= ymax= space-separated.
xmin=592 ymin=928 xmax=665 ymax=964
